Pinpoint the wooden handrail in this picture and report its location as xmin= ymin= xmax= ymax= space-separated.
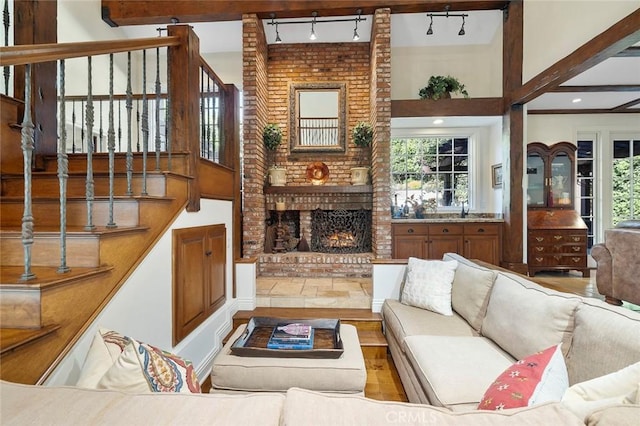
xmin=0 ymin=36 xmax=180 ymax=67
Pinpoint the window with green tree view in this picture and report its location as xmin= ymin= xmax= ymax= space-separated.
xmin=612 ymin=138 xmax=640 ymax=226
xmin=391 ymin=137 xmax=469 ymax=217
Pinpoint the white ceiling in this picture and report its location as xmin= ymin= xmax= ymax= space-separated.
xmin=121 ymin=10 xmax=640 ymax=115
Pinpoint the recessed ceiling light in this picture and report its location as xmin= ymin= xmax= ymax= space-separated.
xmin=572 ymin=98 xmax=582 ymax=103
xmin=433 ymin=119 xmax=444 ymax=124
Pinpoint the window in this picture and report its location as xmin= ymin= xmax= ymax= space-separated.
xmin=577 ymin=138 xmax=596 ymax=250
xmin=391 ymin=137 xmax=469 ymax=216
xmin=612 ymin=138 xmax=640 ymax=225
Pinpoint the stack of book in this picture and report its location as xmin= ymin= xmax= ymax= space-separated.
xmin=267 ymin=323 xmax=314 ymax=350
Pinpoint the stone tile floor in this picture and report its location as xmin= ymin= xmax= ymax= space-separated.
xmin=256 ymin=276 xmax=372 ymax=309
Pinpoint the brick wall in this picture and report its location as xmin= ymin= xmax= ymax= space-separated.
xmin=242 ymin=14 xmax=269 ymax=257
xmin=266 ymin=42 xmax=371 ymax=185
xmin=370 ymin=9 xmax=392 ymax=259
xmin=242 ymin=11 xmax=392 ymax=275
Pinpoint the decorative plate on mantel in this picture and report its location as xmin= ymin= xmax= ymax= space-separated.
xmin=306 ymin=162 xmax=329 ymax=185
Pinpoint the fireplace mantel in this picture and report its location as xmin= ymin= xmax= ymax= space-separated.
xmin=264 ymin=185 xmax=372 ymax=195
xmin=265 ymin=185 xmax=373 ymax=212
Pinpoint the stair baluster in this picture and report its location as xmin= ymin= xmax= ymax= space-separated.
xmin=141 ymin=49 xmax=148 ymax=196
xmin=84 ymin=56 xmax=96 ymax=231
xmin=19 ymin=64 xmax=35 ymax=281
xmin=154 ymin=47 xmax=161 ymax=171
xmin=107 ymin=53 xmax=117 ymax=229
xmin=125 ymin=52 xmax=133 ymax=196
xmin=57 ymin=59 xmax=70 ymax=273
xmin=2 ymin=0 xmax=9 ymax=96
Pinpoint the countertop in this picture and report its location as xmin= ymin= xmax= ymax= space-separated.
xmin=391 ymin=214 xmax=504 ymax=224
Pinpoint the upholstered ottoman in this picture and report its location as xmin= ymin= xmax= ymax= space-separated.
xmin=210 ymin=323 xmax=367 ymax=394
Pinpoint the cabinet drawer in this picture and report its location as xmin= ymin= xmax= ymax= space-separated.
xmin=529 ymin=254 xmax=586 ymax=267
xmin=429 ymin=224 xmax=463 ymax=235
xmin=463 ymin=223 xmax=500 ymax=235
xmin=392 ymin=224 xmax=429 ymax=235
xmin=528 ymin=233 xmax=585 ymax=244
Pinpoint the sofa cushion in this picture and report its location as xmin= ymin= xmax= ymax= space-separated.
xmin=0 ymin=380 xmax=285 ymax=426
xmin=282 ymin=387 xmax=584 ymax=426
xmin=562 ymin=362 xmax=640 ymax=421
xmin=566 ymin=299 xmax=640 ymax=385
xmin=481 ymin=273 xmax=580 ymax=360
xmin=586 ymin=405 xmax=640 ymax=426
xmin=403 ymin=335 xmax=514 ymax=409
xmin=478 ymin=344 xmax=568 ymax=411
xmin=445 ymin=253 xmax=497 ymax=332
xmin=401 ymin=257 xmax=458 ymax=315
xmin=382 ymin=299 xmax=477 ymax=353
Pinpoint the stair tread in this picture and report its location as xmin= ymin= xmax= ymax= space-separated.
xmin=357 ymin=329 xmax=388 ymax=346
xmin=0 ymin=265 xmax=113 ymax=288
xmin=0 ymin=195 xmax=175 ymax=202
xmin=0 ymin=324 xmax=60 ymax=355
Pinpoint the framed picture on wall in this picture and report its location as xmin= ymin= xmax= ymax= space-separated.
xmin=492 ymin=164 xmax=503 ymax=188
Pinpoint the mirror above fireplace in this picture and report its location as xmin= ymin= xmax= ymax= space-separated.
xmin=289 ymin=82 xmax=347 ymax=153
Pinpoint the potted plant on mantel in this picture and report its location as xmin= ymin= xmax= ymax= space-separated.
xmin=350 ymin=121 xmax=373 ymax=185
xmin=263 ymin=123 xmax=286 ymax=186
xmin=418 ymin=75 xmax=469 ymax=100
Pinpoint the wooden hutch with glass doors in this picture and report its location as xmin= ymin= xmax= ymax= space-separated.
xmin=526 ymin=142 xmax=589 ymax=277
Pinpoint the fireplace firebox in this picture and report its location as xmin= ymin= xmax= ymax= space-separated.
xmin=310 ymin=209 xmax=372 ymax=253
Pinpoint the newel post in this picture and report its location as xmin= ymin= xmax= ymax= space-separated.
xmin=167 ymin=24 xmax=201 ymax=212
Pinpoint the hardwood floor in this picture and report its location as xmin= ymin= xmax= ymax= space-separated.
xmin=203 ymin=269 xmax=602 ymax=402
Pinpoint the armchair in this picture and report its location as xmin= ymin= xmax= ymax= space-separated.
xmin=591 ymin=220 xmax=640 ymax=306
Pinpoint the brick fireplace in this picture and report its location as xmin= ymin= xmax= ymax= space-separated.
xmin=242 ymin=10 xmax=392 ymax=277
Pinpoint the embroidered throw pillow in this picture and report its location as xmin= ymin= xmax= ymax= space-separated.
xmin=478 ymin=344 xmax=568 ymax=410
xmin=401 ymin=257 xmax=458 ymax=316
xmin=96 ymin=338 xmax=200 ymax=393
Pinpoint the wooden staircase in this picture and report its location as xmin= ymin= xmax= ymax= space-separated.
xmin=0 ymin=94 xmax=191 ymax=384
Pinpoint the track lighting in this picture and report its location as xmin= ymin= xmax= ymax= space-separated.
xmin=267 ymin=9 xmax=366 ymax=44
xmin=309 ymin=12 xmax=317 ymax=40
xmin=425 ymin=6 xmax=468 ymax=37
xmin=426 ymin=16 xmax=433 ymax=35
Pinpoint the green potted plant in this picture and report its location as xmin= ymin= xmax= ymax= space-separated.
xmin=418 ymin=75 xmax=469 ymax=100
xmin=351 ymin=122 xmax=373 ymax=185
xmin=263 ymin=123 xmax=286 ymax=186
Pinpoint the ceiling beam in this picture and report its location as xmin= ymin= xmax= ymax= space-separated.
xmin=613 ymin=97 xmax=640 ymax=111
xmin=527 ymin=108 xmax=640 ymax=115
xmin=101 ymin=0 xmax=509 ymax=27
xmin=551 ymin=85 xmax=640 ymax=93
xmin=614 ymin=46 xmax=640 ymax=57
xmin=511 ymin=8 xmax=640 ymax=106
xmin=391 ymin=98 xmax=504 ymax=117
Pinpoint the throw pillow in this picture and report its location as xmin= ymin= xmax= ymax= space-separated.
xmin=75 ymin=328 xmax=131 ymax=388
xmin=401 ymin=257 xmax=458 ymax=316
xmin=478 ymin=344 xmax=568 ymax=411
xmin=450 ymin=260 xmax=497 ymax=331
xmin=561 ymin=361 xmax=640 ymax=420
xmin=96 ymin=338 xmax=201 ymax=393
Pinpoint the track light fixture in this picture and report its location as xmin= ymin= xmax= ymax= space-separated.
xmin=425 ymin=6 xmax=468 ymax=37
xmin=309 ymin=12 xmax=317 ymax=40
xmin=267 ymin=9 xmax=366 ymax=44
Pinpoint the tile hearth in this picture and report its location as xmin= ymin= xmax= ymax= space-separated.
xmin=256 ymin=276 xmax=372 ymax=309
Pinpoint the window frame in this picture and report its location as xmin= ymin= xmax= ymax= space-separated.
xmin=390 ymin=129 xmax=477 ymax=212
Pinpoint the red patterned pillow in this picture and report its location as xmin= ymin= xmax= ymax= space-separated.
xmin=134 ymin=340 xmax=201 ymax=393
xmin=478 ymin=344 xmax=568 ymax=410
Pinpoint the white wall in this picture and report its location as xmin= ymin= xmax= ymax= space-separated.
xmin=523 ymin=0 xmax=639 ymax=82
xmin=46 ymin=199 xmax=237 ymax=386
xmin=390 ymin=31 xmax=503 ymax=100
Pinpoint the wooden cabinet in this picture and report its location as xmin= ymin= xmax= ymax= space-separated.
xmin=527 ymin=142 xmax=576 ymax=210
xmin=463 ymin=223 xmax=501 ymax=266
xmin=527 ymin=210 xmax=588 ymax=277
xmin=172 ymin=224 xmax=226 ymax=345
xmin=392 ymin=222 xmax=501 ymax=265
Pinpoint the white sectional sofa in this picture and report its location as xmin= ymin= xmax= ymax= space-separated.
xmin=382 ymin=253 xmax=640 ymax=420
xmin=2 ymin=253 xmax=639 ymax=425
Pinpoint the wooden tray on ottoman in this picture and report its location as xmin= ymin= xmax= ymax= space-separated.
xmin=230 ymin=317 xmax=344 ymax=359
